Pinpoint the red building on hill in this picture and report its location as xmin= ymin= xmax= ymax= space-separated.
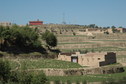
xmin=29 ymin=20 xmax=43 ymax=25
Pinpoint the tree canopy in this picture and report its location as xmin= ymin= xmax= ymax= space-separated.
xmin=42 ymin=30 xmax=57 ymax=48
xmin=0 ymin=26 xmax=41 ymax=52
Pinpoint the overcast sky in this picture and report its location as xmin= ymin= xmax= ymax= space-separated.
xmin=0 ymin=0 xmax=126 ymax=27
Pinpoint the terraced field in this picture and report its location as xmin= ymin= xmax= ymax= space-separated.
xmin=56 ymin=33 xmax=126 ymax=66
xmin=8 ymin=58 xmax=83 ymax=70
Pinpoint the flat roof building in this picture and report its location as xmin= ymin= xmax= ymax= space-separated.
xmin=0 ymin=22 xmax=12 ymax=26
xmin=29 ymin=20 xmax=43 ymax=26
xmin=58 ymin=52 xmax=116 ymax=67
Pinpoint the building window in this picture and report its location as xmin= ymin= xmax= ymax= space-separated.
xmin=98 ymin=58 xmax=100 ymax=60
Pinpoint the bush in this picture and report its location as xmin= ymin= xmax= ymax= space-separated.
xmin=54 ymin=80 xmax=61 ymax=84
xmin=10 ymin=71 xmax=48 ymax=84
xmin=0 ymin=59 xmax=11 ymax=83
xmin=32 ymin=72 xmax=48 ymax=84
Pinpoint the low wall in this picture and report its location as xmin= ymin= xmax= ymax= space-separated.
xmin=41 ymin=65 xmax=124 ymax=76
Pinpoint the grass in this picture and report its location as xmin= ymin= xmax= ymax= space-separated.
xmin=47 ymin=75 xmax=107 ymax=82
xmin=9 ymin=59 xmax=83 ymax=70
xmin=61 ymin=47 xmax=126 ymax=53
xmin=57 ymin=35 xmax=87 ymax=37
xmin=47 ymin=67 xmax=126 ymax=82
xmin=92 ymin=39 xmax=126 ymax=42
xmin=58 ymin=42 xmax=95 ymax=45
xmin=10 ymin=60 xmax=20 ymax=70
xmin=2 ymin=58 xmax=126 ymax=83
xmin=117 ymin=55 xmax=126 ymax=58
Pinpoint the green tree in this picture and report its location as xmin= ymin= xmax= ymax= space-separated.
xmin=46 ymin=32 xmax=57 ymax=48
xmin=41 ymin=30 xmax=50 ymax=40
xmin=0 ymin=26 xmax=5 ymax=49
xmin=111 ymin=25 xmax=116 ymax=28
xmin=42 ymin=30 xmax=57 ymax=48
xmin=0 ymin=26 xmax=42 ymax=52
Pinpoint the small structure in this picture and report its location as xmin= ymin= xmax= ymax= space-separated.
xmin=115 ymin=28 xmax=126 ymax=33
xmin=0 ymin=22 xmax=12 ymax=26
xmin=106 ymin=28 xmax=126 ymax=33
xmin=58 ymin=52 xmax=116 ymax=67
xmin=29 ymin=19 xmax=43 ymax=26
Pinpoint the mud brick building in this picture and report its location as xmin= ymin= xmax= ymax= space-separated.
xmin=58 ymin=52 xmax=116 ymax=67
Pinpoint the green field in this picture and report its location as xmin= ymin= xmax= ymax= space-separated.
xmin=61 ymin=47 xmax=126 ymax=53
xmin=8 ymin=58 xmax=83 ymax=70
xmin=0 ymin=57 xmax=125 ymax=83
xmin=58 ymin=42 xmax=95 ymax=45
xmin=57 ymin=35 xmax=87 ymax=37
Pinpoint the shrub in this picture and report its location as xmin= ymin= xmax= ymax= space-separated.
xmin=54 ymin=80 xmax=61 ymax=84
xmin=32 ymin=72 xmax=48 ymax=84
xmin=0 ymin=59 xmax=11 ymax=83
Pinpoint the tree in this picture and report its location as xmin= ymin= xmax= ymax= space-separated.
xmin=88 ymin=24 xmax=96 ymax=28
xmin=0 ymin=26 xmax=42 ymax=51
xmin=119 ymin=26 xmax=123 ymax=28
xmin=46 ymin=32 xmax=57 ymax=48
xmin=111 ymin=25 xmax=116 ymax=28
xmin=41 ymin=30 xmax=50 ymax=40
xmin=42 ymin=30 xmax=57 ymax=48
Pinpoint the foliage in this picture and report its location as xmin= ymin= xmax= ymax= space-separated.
xmin=46 ymin=32 xmax=57 ymax=47
xmin=0 ymin=59 xmax=11 ymax=83
xmin=0 ymin=59 xmax=48 ymax=84
xmin=42 ymin=30 xmax=57 ymax=48
xmin=54 ymin=80 xmax=61 ymax=84
xmin=10 ymin=59 xmax=82 ymax=69
xmin=66 ymin=80 xmax=71 ymax=84
xmin=41 ymin=30 xmax=50 ymax=40
xmin=73 ymin=32 xmax=76 ymax=36
xmin=32 ymin=72 xmax=47 ymax=84
xmin=104 ymin=31 xmax=109 ymax=34
xmin=0 ymin=26 xmax=41 ymax=52
xmin=9 ymin=71 xmax=48 ymax=84
xmin=111 ymin=26 xmax=116 ymax=28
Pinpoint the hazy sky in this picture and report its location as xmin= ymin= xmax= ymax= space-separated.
xmin=0 ymin=0 xmax=126 ymax=27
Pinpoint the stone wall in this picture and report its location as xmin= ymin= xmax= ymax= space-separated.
xmin=39 ymin=65 xmax=124 ymax=76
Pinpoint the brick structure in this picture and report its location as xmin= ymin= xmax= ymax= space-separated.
xmin=29 ymin=20 xmax=43 ymax=25
xmin=58 ymin=52 xmax=116 ymax=67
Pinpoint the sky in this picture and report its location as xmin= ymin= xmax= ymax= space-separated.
xmin=0 ymin=0 xmax=126 ymax=27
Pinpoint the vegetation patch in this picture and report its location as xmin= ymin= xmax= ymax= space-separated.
xmin=47 ymin=67 xmax=126 ymax=82
xmin=58 ymin=42 xmax=95 ymax=45
xmin=9 ymin=59 xmax=83 ymax=70
xmin=61 ymin=47 xmax=126 ymax=53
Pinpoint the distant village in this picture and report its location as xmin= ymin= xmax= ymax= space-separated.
xmin=1 ymin=20 xmax=124 ymax=67
xmin=0 ymin=20 xmax=126 ymax=36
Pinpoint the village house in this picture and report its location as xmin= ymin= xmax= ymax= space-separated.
xmin=0 ymin=22 xmax=12 ymax=26
xmin=106 ymin=28 xmax=126 ymax=33
xmin=57 ymin=52 xmax=116 ymax=67
xmin=29 ymin=19 xmax=43 ymax=26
